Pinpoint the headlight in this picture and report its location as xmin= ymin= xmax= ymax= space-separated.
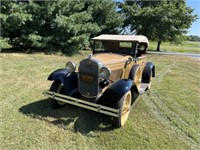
xmin=65 ymin=61 xmax=76 ymax=73
xmin=99 ymin=67 xmax=111 ymax=79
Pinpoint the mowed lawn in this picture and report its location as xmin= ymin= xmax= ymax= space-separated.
xmin=149 ymin=41 xmax=200 ymax=54
xmin=0 ymin=52 xmax=199 ymax=150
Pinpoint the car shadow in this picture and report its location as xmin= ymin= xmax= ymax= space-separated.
xmin=19 ymin=99 xmax=115 ymax=134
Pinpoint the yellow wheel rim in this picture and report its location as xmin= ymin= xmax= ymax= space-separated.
xmin=134 ymin=68 xmax=141 ymax=90
xmin=148 ymin=75 xmax=152 ymax=89
xmin=121 ymin=91 xmax=131 ymax=126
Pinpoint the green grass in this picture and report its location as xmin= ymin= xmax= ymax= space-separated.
xmin=0 ymin=53 xmax=200 ymax=149
xmin=149 ymin=41 xmax=200 ymax=54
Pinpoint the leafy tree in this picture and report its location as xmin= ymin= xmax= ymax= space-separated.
xmin=1 ymin=0 xmax=123 ymax=54
xmin=49 ymin=0 xmax=100 ymax=54
xmin=0 ymin=1 xmax=32 ymax=48
xmin=1 ymin=0 xmax=57 ymax=51
xmin=87 ymin=0 xmax=124 ymax=35
xmin=120 ymin=0 xmax=197 ymax=51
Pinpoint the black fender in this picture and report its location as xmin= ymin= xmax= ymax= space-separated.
xmin=48 ymin=68 xmax=69 ymax=81
xmin=142 ymin=62 xmax=155 ymax=83
xmin=62 ymin=72 xmax=78 ymax=96
xmin=97 ymin=79 xmax=133 ymax=106
xmin=48 ymin=69 xmax=78 ymax=96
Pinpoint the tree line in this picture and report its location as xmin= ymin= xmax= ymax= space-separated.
xmin=187 ymin=35 xmax=200 ymax=42
xmin=0 ymin=0 xmax=197 ymax=54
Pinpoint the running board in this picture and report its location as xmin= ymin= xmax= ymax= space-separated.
xmin=139 ymin=83 xmax=149 ymax=94
xmin=43 ymin=90 xmax=119 ymax=118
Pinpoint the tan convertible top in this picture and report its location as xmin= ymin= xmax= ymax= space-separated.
xmin=92 ymin=34 xmax=149 ymax=46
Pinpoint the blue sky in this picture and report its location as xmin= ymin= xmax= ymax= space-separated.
xmin=186 ymin=0 xmax=200 ymax=36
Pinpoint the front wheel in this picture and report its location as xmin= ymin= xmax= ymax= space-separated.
xmin=49 ymin=80 xmax=66 ymax=108
xmin=113 ymin=91 xmax=132 ymax=127
xmin=129 ymin=65 xmax=141 ymax=91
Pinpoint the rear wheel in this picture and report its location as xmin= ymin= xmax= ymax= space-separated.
xmin=146 ymin=71 xmax=152 ymax=90
xmin=113 ymin=91 xmax=132 ymax=127
xmin=49 ymin=80 xmax=66 ymax=108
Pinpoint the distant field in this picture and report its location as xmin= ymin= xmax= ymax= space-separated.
xmin=149 ymin=41 xmax=200 ymax=54
xmin=0 ymin=52 xmax=200 ymax=149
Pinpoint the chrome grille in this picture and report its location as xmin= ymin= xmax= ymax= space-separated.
xmin=78 ymin=59 xmax=100 ymax=98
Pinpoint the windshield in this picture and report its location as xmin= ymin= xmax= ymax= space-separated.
xmin=93 ymin=40 xmax=137 ymax=55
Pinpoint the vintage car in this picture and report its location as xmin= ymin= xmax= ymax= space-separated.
xmin=44 ymin=34 xmax=155 ymax=127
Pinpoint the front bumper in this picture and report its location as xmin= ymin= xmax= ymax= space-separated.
xmin=43 ymin=90 xmax=119 ymax=117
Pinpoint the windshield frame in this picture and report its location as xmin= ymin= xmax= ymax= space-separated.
xmin=92 ymin=40 xmax=138 ymax=56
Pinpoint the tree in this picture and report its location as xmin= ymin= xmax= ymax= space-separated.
xmin=87 ymin=0 xmax=124 ymax=35
xmin=0 ymin=1 xmax=32 ymax=48
xmin=188 ymin=35 xmax=200 ymax=42
xmin=1 ymin=0 xmax=123 ymax=54
xmin=120 ymin=0 xmax=197 ymax=51
xmin=1 ymin=0 xmax=99 ymax=54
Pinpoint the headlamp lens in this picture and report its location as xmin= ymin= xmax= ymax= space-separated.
xmin=100 ymin=67 xmax=111 ymax=79
xmin=65 ymin=61 xmax=76 ymax=73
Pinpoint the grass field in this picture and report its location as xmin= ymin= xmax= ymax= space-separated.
xmin=0 ymin=52 xmax=200 ymax=150
xmin=149 ymin=41 xmax=200 ymax=54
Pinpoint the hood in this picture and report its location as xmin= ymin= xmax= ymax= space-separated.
xmin=93 ymin=53 xmax=130 ymax=67
xmin=92 ymin=53 xmax=130 ymax=80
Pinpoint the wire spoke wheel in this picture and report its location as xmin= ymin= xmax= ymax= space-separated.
xmin=49 ymin=80 xmax=66 ymax=108
xmin=134 ymin=68 xmax=141 ymax=90
xmin=56 ymin=84 xmax=66 ymax=105
xmin=148 ymin=78 xmax=152 ymax=89
xmin=129 ymin=65 xmax=141 ymax=91
xmin=113 ymin=91 xmax=132 ymax=127
xmin=146 ymin=71 xmax=152 ymax=91
xmin=121 ymin=91 xmax=131 ymax=126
